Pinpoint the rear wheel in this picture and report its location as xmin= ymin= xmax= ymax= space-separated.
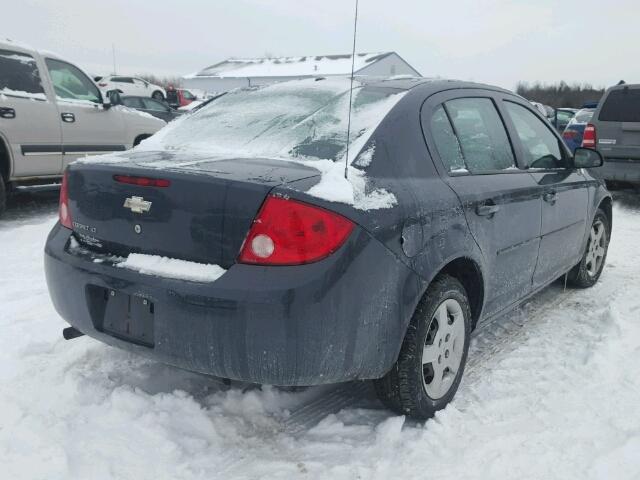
xmin=568 ymin=209 xmax=609 ymax=288
xmin=151 ymin=91 xmax=164 ymax=101
xmin=374 ymin=275 xmax=471 ymax=419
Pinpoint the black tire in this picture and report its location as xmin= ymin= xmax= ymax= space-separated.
xmin=151 ymin=91 xmax=164 ymax=101
xmin=0 ymin=173 xmax=6 ymax=217
xmin=374 ymin=274 xmax=471 ymax=419
xmin=568 ymin=208 xmax=610 ymax=288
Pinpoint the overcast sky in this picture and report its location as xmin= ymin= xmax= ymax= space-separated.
xmin=5 ymin=0 xmax=639 ymax=89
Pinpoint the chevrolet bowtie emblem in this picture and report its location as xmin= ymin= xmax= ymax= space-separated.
xmin=123 ymin=196 xmax=152 ymax=214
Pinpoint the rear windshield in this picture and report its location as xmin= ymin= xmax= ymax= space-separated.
xmin=599 ymin=89 xmax=640 ymax=122
xmin=138 ymin=78 xmax=405 ymax=162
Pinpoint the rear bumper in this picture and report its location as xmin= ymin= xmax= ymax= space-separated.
xmin=44 ymin=223 xmax=424 ymax=386
xmin=600 ymin=158 xmax=640 ymax=183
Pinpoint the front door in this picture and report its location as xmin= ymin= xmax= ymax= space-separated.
xmin=424 ymin=93 xmax=542 ymax=318
xmin=0 ymin=48 xmax=62 ymax=177
xmin=500 ymin=100 xmax=589 ymax=287
xmin=43 ymin=57 xmax=126 ymax=168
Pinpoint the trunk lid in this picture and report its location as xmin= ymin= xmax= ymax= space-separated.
xmin=67 ymin=151 xmax=320 ymax=268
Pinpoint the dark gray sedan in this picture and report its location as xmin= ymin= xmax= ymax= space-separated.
xmin=121 ymin=95 xmax=182 ymax=123
xmin=45 ymin=78 xmax=611 ymax=419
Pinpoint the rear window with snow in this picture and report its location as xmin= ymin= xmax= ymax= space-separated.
xmin=138 ymin=78 xmax=405 ymax=162
xmin=599 ymin=89 xmax=640 ymax=122
xmin=570 ymin=109 xmax=594 ymax=125
xmin=0 ymin=49 xmax=46 ymax=99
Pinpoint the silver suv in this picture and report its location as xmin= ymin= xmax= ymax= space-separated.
xmin=0 ymin=39 xmax=165 ymax=214
xmin=586 ymin=83 xmax=640 ymax=185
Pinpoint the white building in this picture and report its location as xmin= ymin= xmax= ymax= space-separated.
xmin=182 ymin=51 xmax=421 ymax=94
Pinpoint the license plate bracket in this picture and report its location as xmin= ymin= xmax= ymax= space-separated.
xmin=101 ymin=289 xmax=155 ymax=347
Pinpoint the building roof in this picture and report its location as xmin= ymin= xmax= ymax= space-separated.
xmin=185 ymin=52 xmax=397 ymax=79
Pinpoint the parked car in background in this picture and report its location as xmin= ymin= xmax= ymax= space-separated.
xmin=178 ymin=100 xmax=203 ymax=111
xmin=0 ymin=39 xmax=165 ymax=215
xmin=552 ymin=108 xmax=577 ymax=133
xmin=45 ymin=77 xmax=611 ymax=420
xmin=530 ymin=101 xmax=554 ymax=120
xmin=585 ymin=83 xmax=640 ymax=185
xmin=120 ymin=95 xmax=182 ymax=123
xmin=165 ymin=86 xmax=198 ymax=109
xmin=562 ymin=108 xmax=595 ymax=152
xmin=97 ymin=76 xmax=166 ymax=101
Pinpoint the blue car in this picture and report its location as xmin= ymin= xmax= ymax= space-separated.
xmin=562 ymin=108 xmax=595 ymax=152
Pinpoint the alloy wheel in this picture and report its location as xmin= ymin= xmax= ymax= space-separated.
xmin=586 ymin=219 xmax=606 ymax=277
xmin=422 ymin=298 xmax=466 ymax=399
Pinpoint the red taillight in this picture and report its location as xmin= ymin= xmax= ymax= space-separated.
xmin=563 ymin=129 xmax=578 ymax=139
xmin=238 ymin=196 xmax=354 ymax=265
xmin=114 ymin=175 xmax=170 ymax=187
xmin=582 ymin=123 xmax=597 ymax=148
xmin=59 ymin=171 xmax=72 ymax=229
xmin=98 ymin=83 xmax=107 ymax=87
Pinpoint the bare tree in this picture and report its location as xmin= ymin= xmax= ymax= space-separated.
xmin=516 ymin=81 xmax=605 ymax=108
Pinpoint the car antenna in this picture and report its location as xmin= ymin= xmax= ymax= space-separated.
xmin=344 ymin=0 xmax=359 ymax=179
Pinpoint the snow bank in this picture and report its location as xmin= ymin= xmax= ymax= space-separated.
xmin=117 ymin=253 xmax=226 ymax=282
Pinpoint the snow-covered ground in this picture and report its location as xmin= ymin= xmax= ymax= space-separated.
xmin=1 ymin=189 xmax=639 ymax=480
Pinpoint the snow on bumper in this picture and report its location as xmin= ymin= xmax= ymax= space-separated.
xmin=44 ymin=223 xmax=424 ymax=386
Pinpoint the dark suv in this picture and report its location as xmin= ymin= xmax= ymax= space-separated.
xmin=585 ymin=83 xmax=640 ymax=185
xmin=44 ymin=78 xmax=611 ymax=419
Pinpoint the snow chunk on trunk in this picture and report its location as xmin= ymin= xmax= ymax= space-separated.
xmin=117 ymin=253 xmax=226 ymax=282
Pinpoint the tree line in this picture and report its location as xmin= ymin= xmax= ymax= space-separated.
xmin=516 ymin=81 xmax=605 ymax=108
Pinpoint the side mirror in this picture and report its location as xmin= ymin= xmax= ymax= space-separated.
xmin=574 ymin=147 xmax=603 ymax=168
xmin=102 ymin=94 xmax=112 ymax=110
xmin=106 ymin=90 xmax=122 ymax=106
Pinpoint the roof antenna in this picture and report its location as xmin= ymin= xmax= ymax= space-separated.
xmin=344 ymin=0 xmax=359 ymax=179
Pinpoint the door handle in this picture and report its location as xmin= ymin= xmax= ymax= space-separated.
xmin=543 ymin=191 xmax=557 ymax=205
xmin=475 ymin=202 xmax=500 ymax=217
xmin=0 ymin=107 xmax=16 ymax=119
xmin=61 ymin=112 xmax=75 ymax=123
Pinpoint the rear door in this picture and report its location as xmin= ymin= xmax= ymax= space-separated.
xmin=0 ymin=48 xmax=62 ymax=177
xmin=423 ymin=91 xmax=541 ymax=318
xmin=43 ymin=57 xmax=126 ymax=168
xmin=110 ymin=76 xmax=135 ymax=96
xmin=501 ymin=100 xmax=589 ymax=287
xmin=132 ymin=78 xmax=150 ymax=96
xmin=595 ymin=87 xmax=640 ymax=162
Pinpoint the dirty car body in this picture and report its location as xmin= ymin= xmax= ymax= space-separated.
xmin=44 ymin=78 xmax=611 ymax=387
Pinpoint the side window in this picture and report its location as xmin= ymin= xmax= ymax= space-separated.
xmin=445 ymin=98 xmax=516 ymax=172
xmin=111 ymin=77 xmax=134 ymax=84
xmin=0 ymin=49 xmax=45 ymax=99
xmin=45 ymin=58 xmax=101 ymax=103
xmin=142 ymin=98 xmax=168 ymax=111
xmin=430 ymin=105 xmax=466 ymax=172
xmin=504 ymin=102 xmax=565 ymax=169
xmin=122 ymin=97 xmax=144 ymax=109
